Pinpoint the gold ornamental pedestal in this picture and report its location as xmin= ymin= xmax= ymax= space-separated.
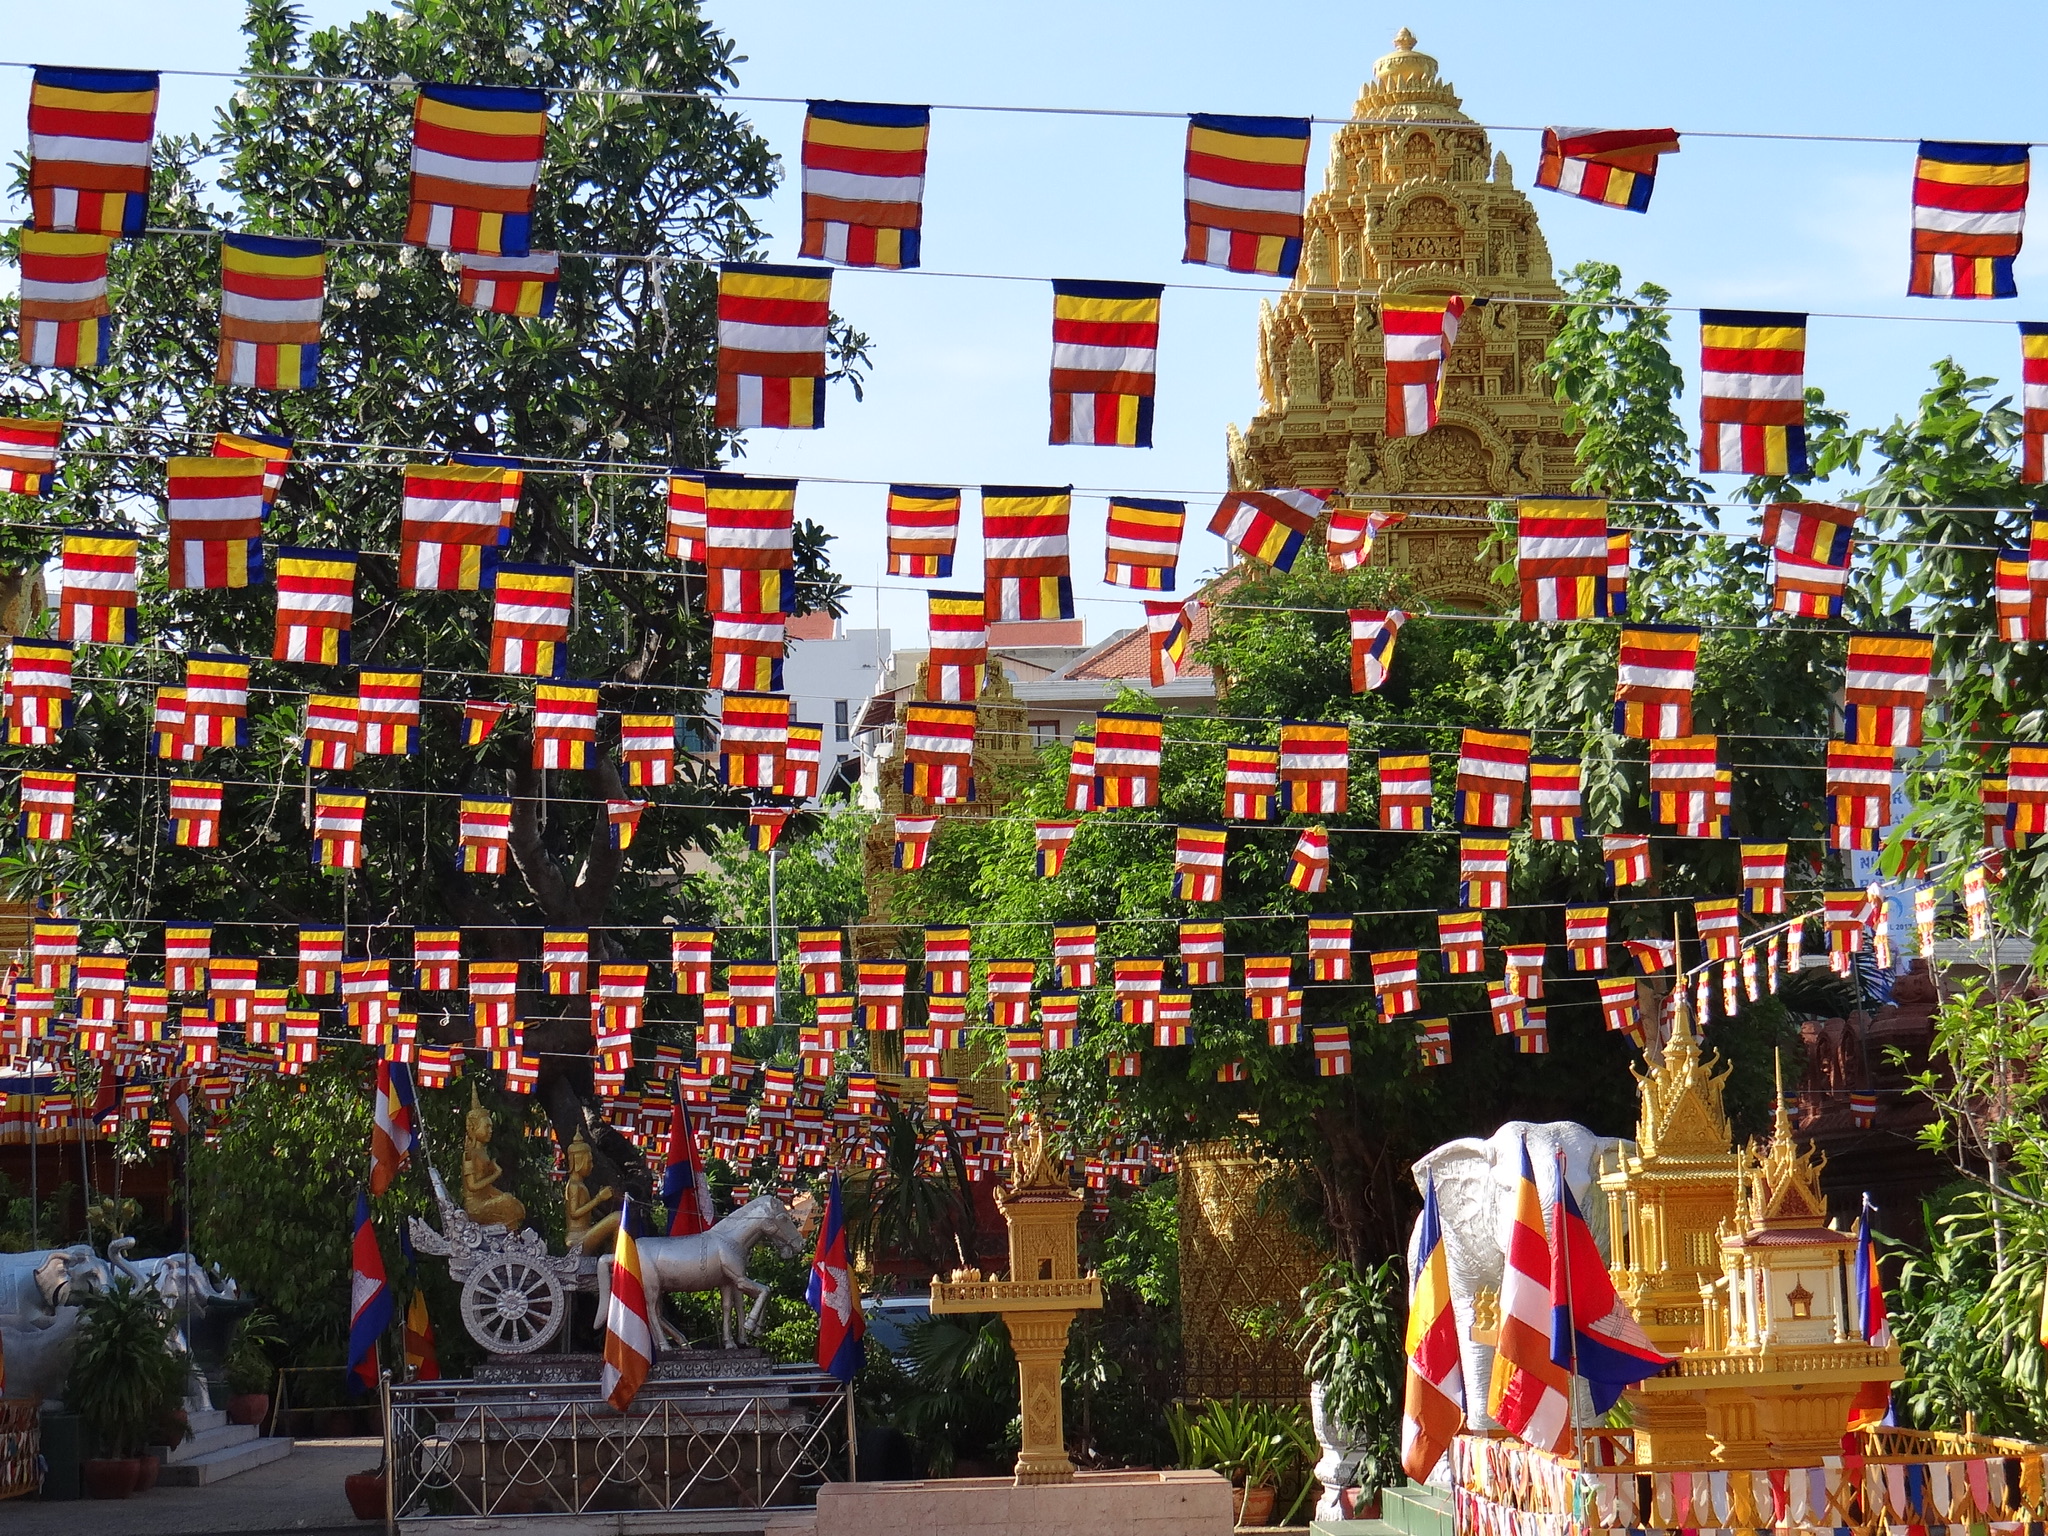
xmin=930 ymin=1129 xmax=1102 ymax=1486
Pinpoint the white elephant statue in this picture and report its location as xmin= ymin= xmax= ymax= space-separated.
xmin=1 ymin=1306 xmax=85 ymax=1403
xmin=106 ymin=1240 xmax=245 ymax=1414
xmin=0 ymin=1245 xmax=117 ymax=1329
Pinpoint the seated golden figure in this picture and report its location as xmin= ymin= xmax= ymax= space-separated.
xmin=562 ymin=1132 xmax=620 ymax=1255
xmin=461 ymin=1086 xmax=527 ymax=1231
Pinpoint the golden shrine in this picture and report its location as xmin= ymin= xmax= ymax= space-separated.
xmin=930 ymin=1125 xmax=1103 ymax=1485
xmin=1228 ymin=29 xmax=1583 ymax=611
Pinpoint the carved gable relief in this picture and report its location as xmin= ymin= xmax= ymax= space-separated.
xmin=1388 ymin=423 xmax=1494 ymax=494
xmin=1401 ymin=130 xmax=1438 ymax=180
xmin=1389 ymin=195 xmax=1462 ymax=266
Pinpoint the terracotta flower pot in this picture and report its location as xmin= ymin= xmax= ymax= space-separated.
xmin=344 ymin=1471 xmax=387 ymax=1522
xmin=1233 ymin=1483 xmax=1276 ymax=1527
xmin=134 ymin=1454 xmax=161 ymax=1493
xmin=82 ymin=1458 xmax=141 ymax=1500
xmin=225 ymin=1394 xmax=270 ymax=1427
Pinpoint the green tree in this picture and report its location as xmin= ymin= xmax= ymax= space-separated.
xmin=0 ymin=0 xmax=864 ymax=1222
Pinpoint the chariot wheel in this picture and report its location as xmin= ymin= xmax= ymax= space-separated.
xmin=459 ymin=1255 xmax=565 ymax=1354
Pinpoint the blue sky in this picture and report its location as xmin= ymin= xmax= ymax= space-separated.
xmin=8 ymin=2 xmax=2048 ymax=649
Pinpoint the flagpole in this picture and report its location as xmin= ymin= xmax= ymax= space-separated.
xmin=1554 ymin=1145 xmax=1585 ymax=1463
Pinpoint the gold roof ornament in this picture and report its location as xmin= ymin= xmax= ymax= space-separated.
xmin=1745 ymin=1052 xmax=1831 ymax=1229
xmin=1634 ymin=980 xmax=1734 ymax=1160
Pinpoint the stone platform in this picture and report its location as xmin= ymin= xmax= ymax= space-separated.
xmin=815 ymin=1469 xmax=1233 ymax=1536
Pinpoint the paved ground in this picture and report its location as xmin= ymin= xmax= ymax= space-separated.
xmin=0 ymin=1437 xmax=380 ymax=1535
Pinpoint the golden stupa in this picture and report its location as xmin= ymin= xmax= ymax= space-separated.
xmin=1229 ymin=28 xmax=1584 ymax=611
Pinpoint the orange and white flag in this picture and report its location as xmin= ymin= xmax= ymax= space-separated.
xmin=1486 ymin=1141 xmax=1573 ymax=1453
xmin=601 ymin=1199 xmax=655 ymax=1412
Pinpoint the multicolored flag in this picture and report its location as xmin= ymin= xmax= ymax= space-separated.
xmin=1145 ymin=599 xmax=1198 ymax=687
xmin=1035 ymin=820 xmax=1078 ymax=877
xmin=664 ymin=471 xmax=706 ymax=562
xmin=273 ymin=549 xmax=358 ymax=664
xmin=531 ymin=682 xmax=599 ymax=770
xmin=1378 ymin=753 xmax=1434 ymax=830
xmin=0 ymin=418 xmax=62 ymax=496
xmin=462 ymin=699 xmax=508 ymax=747
xmin=1224 ymin=744 xmax=1279 ymax=821
xmin=459 ymin=798 xmax=512 ymax=874
xmin=1546 ymin=1149 xmax=1669 ymax=1411
xmin=1384 ymin=297 xmax=1465 ymax=437
xmin=1401 ymin=1173 xmax=1467 ymax=1481
xmin=28 ymin=66 xmax=159 ymax=236
xmin=1105 ymin=497 xmax=1186 ymax=589
xmin=166 ymin=456 xmax=266 ymax=590
xmin=16 ymin=231 xmax=112 ymax=368
xmin=775 ymin=723 xmax=823 ymax=800
xmin=711 ymin=612 xmax=787 ymax=693
xmin=716 ymin=263 xmax=830 ymax=430
xmin=720 ymin=692 xmax=791 ymax=790
xmin=8 ymin=640 xmax=72 ymax=746
xmin=901 ymin=701 xmax=976 ymax=804
xmin=1173 ymin=826 xmax=1228 ymax=903
xmin=1207 ymin=487 xmax=1328 ymax=573
xmin=369 ymin=1059 xmax=418 ymax=1196
xmin=1327 ymin=506 xmax=1403 ymax=572
xmin=58 ymin=531 xmax=138 ymax=643
xmin=2023 ymin=324 xmax=2048 ymax=483
xmin=1700 ymin=310 xmax=1807 ymax=475
xmin=1740 ymin=842 xmax=1788 ymax=914
xmin=1439 ymin=910 xmax=1486 ymax=975
xmin=704 ymin=473 xmax=797 ymax=615
xmin=1456 ymin=729 xmax=1530 ymax=828
xmin=489 ymin=564 xmax=574 ymax=677
xmin=399 ymin=463 xmax=513 ymax=590
xmin=1535 ymin=127 xmax=1679 ymax=212
xmin=20 ymin=770 xmax=77 ymax=841
xmin=893 ymin=814 xmax=938 ymax=871
xmin=1529 ymin=758 xmax=1582 ymax=841
xmin=1910 ymin=142 xmax=2028 ymax=299
xmin=600 ymin=1198 xmax=655 ymax=1410
xmin=1093 ymin=711 xmax=1164 ymax=808
xmin=1288 ymin=825 xmax=1330 ymax=893
xmin=457 ymin=251 xmax=560 ymax=317
xmin=806 ymin=1172 xmax=865 ymax=1382
xmin=1349 ymin=608 xmax=1406 ymax=693
xmin=1459 ymin=837 xmax=1510 ymax=909
xmin=800 ymin=101 xmax=929 ymax=268
xmin=407 ymin=83 xmax=546 ymax=255
xmin=886 ymin=485 xmax=960 ymax=577
xmin=1566 ymin=906 xmax=1608 ymax=971
xmin=983 ymin=485 xmax=1073 ymax=622
xmin=1486 ymin=1143 xmax=1572 ymax=1453
xmin=621 ymin=714 xmax=677 ymax=788
xmin=1614 ymin=624 xmax=1700 ymax=739
xmin=1518 ymin=499 xmax=1608 ymax=622
xmin=927 ymin=590 xmax=987 ymax=702
xmin=1050 ymin=281 xmax=1162 ymax=447
xmin=1850 ymin=1194 xmax=1894 ymax=1426
xmin=1183 ymin=113 xmax=1311 ymax=276
xmin=347 ymin=1188 xmax=393 ymax=1396
xmin=313 ymin=790 xmax=367 ymax=869
xmin=217 ymin=234 xmax=325 ymax=389
xmin=1279 ymin=721 xmax=1349 ymax=814
xmin=662 ymin=1094 xmax=715 ymax=1237
xmin=1842 ymin=632 xmax=1935 ymax=747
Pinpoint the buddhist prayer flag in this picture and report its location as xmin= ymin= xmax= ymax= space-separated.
xmin=886 ymin=485 xmax=959 ymax=577
xmin=20 ymin=770 xmax=76 ymax=841
xmin=1614 ymin=624 xmax=1700 ymax=739
xmin=607 ymin=798 xmax=647 ymax=850
xmin=59 ymin=532 xmax=137 ymax=643
xmin=1401 ymin=1173 xmax=1468 ymax=1481
xmin=1695 ymin=896 xmax=1742 ymax=962
xmin=982 ymin=485 xmax=1073 ymax=621
xmin=670 ymin=930 xmax=713 ymax=995
xmin=168 ymin=778 xmax=224 ymax=848
xmin=857 ymin=961 xmax=907 ymax=1030
xmin=1288 ymin=825 xmax=1330 ymax=893
xmin=458 ymin=250 xmax=559 ymax=316
xmin=704 ymin=473 xmax=797 ymax=614
xmin=153 ymin=687 xmax=196 ymax=761
xmin=1439 ymin=911 xmax=1486 ymax=975
xmin=1700 ymin=310 xmax=1807 ymax=475
xmin=1416 ymin=1018 xmax=1452 ymax=1066
xmin=2010 ymin=744 xmax=2048 ymax=832
xmin=1995 ymin=546 xmax=2042 ymax=639
xmin=927 ymin=591 xmax=987 ymax=702
xmin=490 ymin=564 xmax=574 ymax=676
xmin=400 ymin=464 xmax=513 ymax=590
xmin=1372 ymin=950 xmax=1420 ymax=1018
xmin=1035 ymin=819 xmax=1078 ymax=877
xmin=901 ymin=701 xmax=976 ymax=804
xmin=1529 ymin=758 xmax=1582 ymax=842
xmin=1114 ymin=959 xmax=1164 ymax=1025
xmin=184 ymin=653 xmax=249 ymax=750
xmin=532 ymin=683 xmax=599 ymax=770
xmin=665 ymin=471 xmax=706 ymax=562
xmin=1762 ymin=500 xmax=1858 ymax=565
xmin=1566 ymin=906 xmax=1608 ymax=971
xmin=459 ymin=798 xmax=512 ymax=873
xmin=1064 ymin=737 xmax=1096 ymax=812
xmin=1308 ymin=916 xmax=1353 ymax=982
xmin=1910 ymin=142 xmax=2028 ymax=299
xmin=1649 ymin=736 xmax=1719 ymax=827
xmin=16 ymin=231 xmax=112 ymax=368
xmin=720 ymin=692 xmax=791 ymax=789
xmin=217 ymin=234 xmax=324 ymax=389
xmin=800 ymin=101 xmax=929 ymax=268
xmin=1535 ymin=127 xmax=1679 ymax=212
xmin=1173 ymin=825 xmax=1229 ymax=903
xmin=1049 ymin=282 xmax=1162 ymax=447
xmin=1180 ymin=920 xmax=1224 ymax=986
xmin=0 ymin=418 xmax=62 ymax=496
xmin=1208 ymin=488 xmax=1328 ymax=573
xmin=711 ymin=611 xmax=787 ymax=693
xmin=1460 ymin=837 xmax=1510 ymax=909
xmin=8 ymin=641 xmax=72 ymax=746
xmin=462 ymin=698 xmax=507 ymax=747
xmin=1094 ymin=712 xmax=1164 ymax=808
xmin=1105 ymin=498 xmax=1186 ymax=589
xmin=313 ymin=790 xmax=367 ymax=869
xmin=2023 ymin=324 xmax=2048 ymax=482
xmin=1518 ymin=499 xmax=1608 ymax=622
xmin=1349 ymin=608 xmax=1406 ymax=693
xmin=1547 ymin=1153 xmax=1671 ymax=1410
xmin=747 ymin=808 xmax=789 ymax=852
xmin=1827 ymin=741 xmax=1895 ymax=831
xmin=716 ymin=263 xmax=830 ymax=430
xmin=893 ymin=814 xmax=938 ymax=871
xmin=923 ymin=928 xmax=971 ymax=996
xmin=273 ymin=549 xmax=357 ymax=664
xmin=1327 ymin=506 xmax=1403 ymax=572
xmin=1183 ymin=113 xmax=1310 ymax=276
xmin=1310 ymin=1023 xmax=1351 ymax=1076
xmin=166 ymin=456 xmax=266 ymax=590
xmin=1384 ymin=297 xmax=1465 ymax=438
xmin=1225 ymin=744 xmax=1280 ymax=821
xmin=1602 ymin=835 xmax=1653 ymax=895
xmin=407 ymin=83 xmax=546 ymax=255
xmin=1054 ymin=924 xmax=1098 ymax=989
xmin=545 ymin=932 xmax=593 ymax=996
xmin=411 ymin=931 xmax=459 ymax=993
xmin=1379 ymin=753 xmax=1434 ymax=830
xmin=1456 ymin=729 xmax=1530 ymax=828
xmin=1146 ymin=598 xmax=1198 ymax=687
xmin=1842 ymin=632 xmax=1935 ymax=747
xmin=621 ymin=715 xmax=677 ymax=787
xmin=1488 ymin=1143 xmax=1574 ymax=1454
xmin=1280 ymin=721 xmax=1349 ymax=814
xmin=1603 ymin=530 xmax=1631 ymax=617
xmin=1624 ymin=937 xmax=1677 ymax=976
xmin=1740 ymin=842 xmax=1787 ymax=914
xmin=28 ymin=66 xmax=159 ymax=236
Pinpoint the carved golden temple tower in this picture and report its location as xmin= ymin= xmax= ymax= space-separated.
xmin=1228 ymin=28 xmax=1583 ymax=610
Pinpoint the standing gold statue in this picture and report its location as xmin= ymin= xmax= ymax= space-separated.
xmin=562 ymin=1131 xmax=620 ymax=1255
xmin=461 ymin=1084 xmax=527 ymax=1231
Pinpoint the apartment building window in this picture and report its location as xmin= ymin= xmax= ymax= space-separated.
xmin=1031 ymin=719 xmax=1060 ymax=746
xmin=833 ymin=699 xmax=850 ymax=742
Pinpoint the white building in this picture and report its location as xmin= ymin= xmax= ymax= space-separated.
xmin=781 ymin=612 xmax=890 ymax=800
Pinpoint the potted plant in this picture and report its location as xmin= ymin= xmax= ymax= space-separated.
xmin=65 ymin=1280 xmax=188 ymax=1499
xmin=222 ymin=1312 xmax=280 ymax=1427
xmin=1168 ymin=1398 xmax=1313 ymax=1528
xmin=1296 ymin=1258 xmax=1405 ymax=1521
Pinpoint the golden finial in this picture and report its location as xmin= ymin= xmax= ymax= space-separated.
xmin=1392 ymin=26 xmax=1416 ymax=49
xmin=1772 ymin=1048 xmax=1793 ymax=1142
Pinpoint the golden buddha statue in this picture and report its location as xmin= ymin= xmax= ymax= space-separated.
xmin=461 ymin=1084 xmax=527 ymax=1231
xmin=561 ymin=1131 xmax=619 ymax=1255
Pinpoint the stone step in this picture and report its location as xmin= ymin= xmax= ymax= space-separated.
xmin=1310 ymin=1521 xmax=1400 ymax=1536
xmin=155 ymin=1434 xmax=293 ymax=1486
xmin=156 ymin=1417 xmax=258 ymax=1464
xmin=1378 ymin=1482 xmax=1454 ymax=1536
xmin=186 ymin=1407 xmax=228 ymax=1435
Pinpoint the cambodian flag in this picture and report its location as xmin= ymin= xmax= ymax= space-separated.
xmin=346 ymin=1188 xmax=393 ymax=1397
xmin=1850 ymin=1193 xmax=1894 ymax=1426
xmin=662 ymin=1092 xmax=715 ymax=1237
xmin=1546 ymin=1151 xmax=1670 ymax=1412
xmin=805 ymin=1172 xmax=865 ymax=1383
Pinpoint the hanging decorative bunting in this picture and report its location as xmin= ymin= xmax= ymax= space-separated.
xmin=856 ymin=961 xmax=906 ymax=1031
xmin=1307 ymin=916 xmax=1353 ymax=982
xmin=2023 ymin=324 xmax=2048 ymax=483
xmin=1207 ymin=487 xmax=1328 ymax=573
xmin=8 ymin=640 xmax=73 ymax=746
xmin=1172 ymin=825 xmax=1229 ymax=903
xmin=1439 ymin=909 xmax=1486 ymax=975
xmin=1565 ymin=906 xmax=1608 ymax=971
xmin=544 ymin=932 xmax=592 ymax=996
xmin=922 ymin=928 xmax=971 ymax=995
xmin=927 ymin=591 xmax=988 ymax=702
xmin=0 ymin=419 xmax=62 ymax=495
xmin=1695 ymin=896 xmax=1742 ymax=962
xmin=1458 ymin=837 xmax=1509 ymax=909
xmin=710 ymin=611 xmax=788 ymax=692
xmin=2005 ymin=744 xmax=2048 ymax=833
xmin=489 ymin=564 xmax=574 ymax=677
xmin=531 ymin=683 xmax=599 ymax=770
xmin=893 ymin=814 xmax=938 ymax=871
xmin=1517 ymin=499 xmax=1609 ymax=621
xmin=463 ymin=698 xmax=508 ymax=747
xmin=168 ymin=778 xmax=224 ymax=848
xmin=901 ymin=701 xmax=976 ymax=804
xmin=1602 ymin=832 xmax=1651 ymax=887
xmin=1761 ymin=502 xmax=1857 ymax=617
xmin=1416 ymin=1018 xmax=1452 ymax=1066
xmin=1279 ymin=721 xmax=1349 ymax=814
xmin=1650 ymin=735 xmax=1719 ymax=827
xmin=407 ymin=83 xmax=546 ymax=255
xmin=1064 ymin=737 xmax=1096 ymax=812
xmin=1535 ymin=127 xmax=1679 ymax=211
xmin=16 ymin=232 xmax=112 ymax=368
xmin=1093 ymin=711 xmax=1164 ymax=807
xmin=982 ymin=485 xmax=1073 ymax=622
xmin=607 ymin=798 xmax=647 ymax=850
xmin=1327 ymin=507 xmax=1403 ymax=572
xmin=620 ymin=715 xmax=677 ymax=787
xmin=59 ymin=532 xmax=138 ymax=643
xmin=313 ymin=790 xmax=367 ymax=870
xmin=1178 ymin=920 xmax=1224 ymax=987
xmin=153 ymin=687 xmax=196 ymax=761
xmin=719 ymin=692 xmax=791 ymax=789
xmin=885 ymin=485 xmax=960 ymax=578
xmin=1224 ymin=744 xmax=1279 ymax=822
xmin=663 ymin=471 xmax=706 ymax=562
xmin=1528 ymin=758 xmax=1582 ymax=841
xmin=346 ymin=672 xmax=415 ymax=759
xmin=184 ymin=653 xmax=249 ymax=750
xmin=1377 ymin=753 xmax=1434 ymax=830
xmin=1598 ymin=977 xmax=1640 ymax=1035
xmin=1370 ymin=950 xmax=1419 ymax=1017
xmin=1503 ymin=944 xmax=1546 ymax=999
xmin=1995 ymin=546 xmax=2042 ymax=639
xmin=669 ymin=930 xmax=713 ymax=995
xmin=166 ymin=456 xmax=266 ymax=589
xmin=1105 ymin=498 xmax=1186 ymax=589
xmin=459 ymin=798 xmax=512 ymax=873
xmin=703 ymin=473 xmax=797 ymax=615
xmin=1145 ymin=598 xmax=1198 ymax=687
xmin=457 ymin=250 xmax=560 ymax=317
xmin=399 ymin=463 xmax=513 ymax=590
xmin=1034 ymin=819 xmax=1078 ymax=877
xmin=800 ymin=101 xmax=929 ymax=268
xmin=1826 ymin=740 xmax=1895 ymax=835
xmin=1455 ymin=729 xmax=1530 ymax=828
xmin=716 ymin=263 xmax=830 ymax=430
xmin=1700 ymin=310 xmax=1807 ymax=475
xmin=272 ymin=549 xmax=357 ymax=664
xmin=217 ymin=234 xmax=324 ymax=390
xmin=1603 ymin=530 xmax=1631 ymax=617
xmin=28 ymin=66 xmax=159 ymax=236
xmin=1053 ymin=924 xmax=1097 ymax=989
xmin=1049 ymin=282 xmax=1162 ymax=447
xmin=1114 ymin=959 xmax=1164 ymax=1025
xmin=1182 ymin=113 xmax=1310 ymax=276
xmin=1348 ymin=609 xmax=1406 ymax=693
xmin=1383 ymin=297 xmax=1466 ymax=438
xmin=1909 ymin=142 xmax=2028 ymax=299
xmin=1842 ymin=632 xmax=1935 ymax=747
xmin=20 ymin=770 xmax=77 ymax=841
xmin=1613 ymin=624 xmax=1701 ymax=738
xmin=1739 ymin=842 xmax=1788 ymax=914
xmin=1624 ymin=937 xmax=1676 ymax=975
xmin=411 ymin=931 xmax=460 ymax=993
xmin=1288 ymin=825 xmax=1330 ymax=893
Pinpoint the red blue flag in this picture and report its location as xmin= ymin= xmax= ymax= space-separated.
xmin=347 ymin=1188 xmax=393 ymax=1396
xmin=806 ymin=1171 xmax=865 ymax=1382
xmin=1850 ymin=1194 xmax=1894 ymax=1426
xmin=663 ymin=1093 xmax=715 ymax=1237
xmin=369 ymin=1057 xmax=417 ymax=1196
xmin=1546 ymin=1150 xmax=1669 ymax=1412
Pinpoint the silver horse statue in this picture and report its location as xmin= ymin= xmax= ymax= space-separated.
xmin=597 ymin=1195 xmax=806 ymax=1350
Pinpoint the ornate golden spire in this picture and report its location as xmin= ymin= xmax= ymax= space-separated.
xmin=1744 ymin=1051 xmax=1830 ymax=1228
xmin=1633 ymin=981 xmax=1733 ymax=1159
